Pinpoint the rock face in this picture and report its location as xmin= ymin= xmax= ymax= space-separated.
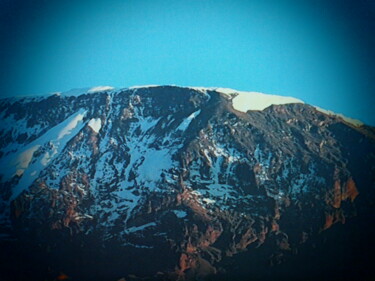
xmin=0 ymin=86 xmax=374 ymax=281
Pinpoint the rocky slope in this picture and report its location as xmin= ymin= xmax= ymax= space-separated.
xmin=0 ymin=85 xmax=374 ymax=281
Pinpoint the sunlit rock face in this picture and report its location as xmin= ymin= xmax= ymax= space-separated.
xmin=0 ymin=86 xmax=374 ymax=281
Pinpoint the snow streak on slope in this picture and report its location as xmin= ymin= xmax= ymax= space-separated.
xmin=0 ymin=109 xmax=87 ymax=200
xmin=177 ymin=109 xmax=201 ymax=131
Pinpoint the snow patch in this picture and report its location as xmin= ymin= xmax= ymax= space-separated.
xmin=173 ymin=210 xmax=187 ymax=218
xmin=202 ymin=198 xmax=216 ymax=204
xmin=88 ymin=86 xmax=114 ymax=93
xmin=88 ymin=118 xmax=102 ymax=133
xmin=137 ymin=149 xmax=172 ymax=184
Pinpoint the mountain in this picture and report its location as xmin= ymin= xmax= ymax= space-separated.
xmin=0 ymin=85 xmax=374 ymax=281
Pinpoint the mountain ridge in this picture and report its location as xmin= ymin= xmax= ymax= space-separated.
xmin=1 ymin=84 xmax=365 ymax=127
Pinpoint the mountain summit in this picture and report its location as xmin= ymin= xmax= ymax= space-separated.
xmin=0 ymin=85 xmax=374 ymax=280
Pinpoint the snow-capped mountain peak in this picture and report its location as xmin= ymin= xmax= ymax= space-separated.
xmin=0 ymin=85 xmax=374 ymax=280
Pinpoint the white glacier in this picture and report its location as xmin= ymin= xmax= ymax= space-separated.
xmin=214 ymin=88 xmax=304 ymax=112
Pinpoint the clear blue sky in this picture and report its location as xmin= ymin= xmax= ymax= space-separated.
xmin=1 ymin=0 xmax=374 ymax=125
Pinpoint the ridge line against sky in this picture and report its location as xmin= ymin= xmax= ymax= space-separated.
xmin=0 ymin=0 xmax=374 ymax=125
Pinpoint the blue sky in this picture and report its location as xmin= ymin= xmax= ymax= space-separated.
xmin=1 ymin=0 xmax=374 ymax=125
